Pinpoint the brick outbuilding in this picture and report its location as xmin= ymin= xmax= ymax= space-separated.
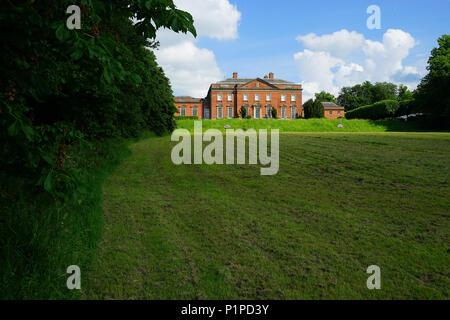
xmin=321 ymin=102 xmax=345 ymax=119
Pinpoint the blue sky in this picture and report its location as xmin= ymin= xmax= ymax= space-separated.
xmin=154 ymin=0 xmax=450 ymax=99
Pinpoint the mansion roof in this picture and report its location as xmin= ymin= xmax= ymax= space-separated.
xmin=320 ymin=102 xmax=344 ymax=109
xmin=174 ymin=96 xmax=202 ymax=103
xmin=212 ymin=77 xmax=302 ymax=90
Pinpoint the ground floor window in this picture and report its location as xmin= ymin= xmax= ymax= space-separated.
xmin=266 ymin=107 xmax=271 ymax=118
xmin=217 ymin=106 xmax=223 ymax=119
xmin=329 ymin=111 xmax=333 ymax=116
xmin=338 ymin=111 xmax=341 ymax=116
xmin=180 ymin=106 xmax=186 ymax=116
xmin=255 ymin=107 xmax=261 ymax=119
xmin=291 ymin=107 xmax=296 ymax=119
xmin=192 ymin=106 xmax=198 ymax=116
xmin=281 ymin=107 xmax=286 ymax=119
xmin=227 ymin=107 xmax=233 ymax=118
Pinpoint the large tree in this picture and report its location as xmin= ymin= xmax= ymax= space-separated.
xmin=315 ymin=91 xmax=337 ymax=103
xmin=337 ymin=81 xmax=400 ymax=111
xmin=0 ymin=0 xmax=196 ymax=191
xmin=414 ymin=35 xmax=450 ymax=128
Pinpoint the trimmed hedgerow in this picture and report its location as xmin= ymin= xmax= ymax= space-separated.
xmin=345 ymin=100 xmax=399 ymax=120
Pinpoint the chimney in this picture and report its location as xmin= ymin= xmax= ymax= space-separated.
xmin=233 ymin=72 xmax=238 ymax=79
xmin=269 ymin=72 xmax=274 ymax=79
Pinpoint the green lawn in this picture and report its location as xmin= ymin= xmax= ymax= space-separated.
xmin=83 ymin=132 xmax=450 ymax=299
xmin=176 ymin=118 xmax=428 ymax=133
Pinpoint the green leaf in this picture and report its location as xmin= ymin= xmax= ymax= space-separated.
xmin=7 ymin=121 xmax=19 ymax=136
xmin=44 ymin=171 xmax=54 ymax=192
xmin=55 ymin=24 xmax=67 ymax=41
xmin=71 ymin=47 xmax=84 ymax=60
xmin=145 ymin=0 xmax=154 ymax=9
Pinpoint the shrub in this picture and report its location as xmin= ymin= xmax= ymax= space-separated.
xmin=396 ymin=99 xmax=417 ymax=117
xmin=271 ymin=107 xmax=278 ymax=119
xmin=175 ymin=116 xmax=199 ymax=120
xmin=304 ymin=99 xmax=325 ymax=119
xmin=345 ymin=100 xmax=399 ymax=120
xmin=240 ymin=106 xmax=247 ymax=118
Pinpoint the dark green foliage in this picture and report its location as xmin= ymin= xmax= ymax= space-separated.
xmin=304 ymin=99 xmax=325 ymax=119
xmin=414 ymin=35 xmax=450 ymax=128
xmin=345 ymin=100 xmax=400 ymax=120
xmin=315 ymin=91 xmax=336 ymax=103
xmin=175 ymin=116 xmax=200 ymax=120
xmin=395 ymin=99 xmax=417 ymax=117
xmin=271 ymin=107 xmax=278 ymax=119
xmin=0 ymin=0 xmax=195 ymax=196
xmin=240 ymin=106 xmax=247 ymax=118
xmin=337 ymin=81 xmax=400 ymax=111
xmin=0 ymin=0 xmax=195 ymax=298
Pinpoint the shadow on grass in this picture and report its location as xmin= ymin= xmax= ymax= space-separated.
xmin=369 ymin=118 xmax=450 ymax=132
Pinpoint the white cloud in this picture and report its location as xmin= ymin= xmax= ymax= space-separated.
xmin=294 ymin=29 xmax=422 ymax=101
xmin=156 ymin=41 xmax=223 ymax=97
xmin=293 ymin=50 xmax=342 ymax=99
xmin=153 ymin=0 xmax=241 ymax=97
xmin=173 ymin=0 xmax=241 ymax=40
xmin=296 ymin=30 xmax=365 ymax=58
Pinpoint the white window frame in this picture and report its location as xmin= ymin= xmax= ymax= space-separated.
xmin=227 ymin=93 xmax=233 ymax=102
xmin=329 ymin=111 xmax=333 ymax=116
xmin=217 ymin=94 xmax=223 ymax=102
xmin=291 ymin=95 xmax=296 ymax=102
xmin=255 ymin=94 xmax=260 ymax=102
xmin=281 ymin=94 xmax=286 ymax=102
xmin=217 ymin=106 xmax=223 ymax=119
xmin=266 ymin=93 xmax=271 ymax=102
xmin=180 ymin=106 xmax=186 ymax=116
xmin=337 ymin=111 xmax=341 ymax=116
xmin=227 ymin=107 xmax=233 ymax=118
xmin=192 ymin=106 xmax=198 ymax=117
xmin=243 ymin=93 xmax=249 ymax=102
xmin=291 ymin=106 xmax=296 ymax=119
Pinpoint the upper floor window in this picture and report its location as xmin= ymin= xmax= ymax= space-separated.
xmin=227 ymin=93 xmax=233 ymax=102
xmin=243 ymin=93 xmax=249 ymax=102
xmin=291 ymin=95 xmax=296 ymax=102
xmin=266 ymin=94 xmax=271 ymax=101
xmin=217 ymin=94 xmax=223 ymax=102
xmin=281 ymin=94 xmax=286 ymax=102
xmin=255 ymin=94 xmax=260 ymax=102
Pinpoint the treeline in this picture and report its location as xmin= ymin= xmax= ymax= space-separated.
xmin=335 ymin=35 xmax=449 ymax=128
xmin=337 ymin=82 xmax=412 ymax=112
xmin=0 ymin=0 xmax=196 ymax=298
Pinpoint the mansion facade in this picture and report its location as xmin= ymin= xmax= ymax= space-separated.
xmin=175 ymin=72 xmax=343 ymax=120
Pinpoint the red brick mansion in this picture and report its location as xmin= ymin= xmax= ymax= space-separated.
xmin=174 ymin=72 xmax=344 ymax=120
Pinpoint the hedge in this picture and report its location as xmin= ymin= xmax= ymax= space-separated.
xmin=395 ymin=99 xmax=417 ymax=117
xmin=345 ymin=100 xmax=399 ymax=120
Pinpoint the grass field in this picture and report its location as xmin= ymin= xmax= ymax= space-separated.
xmin=83 ymin=131 xmax=450 ymax=299
xmin=176 ymin=118 xmax=428 ymax=133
